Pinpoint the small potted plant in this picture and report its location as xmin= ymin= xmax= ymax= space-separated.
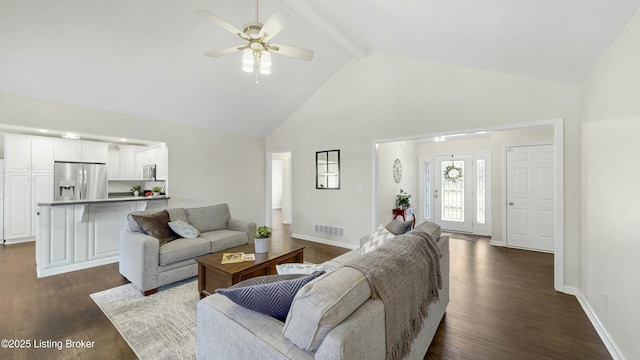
xmin=396 ymin=189 xmax=411 ymax=210
xmin=130 ymin=185 xmax=141 ymax=197
xmin=151 ymin=186 xmax=162 ymax=197
xmin=255 ymin=225 xmax=272 ymax=253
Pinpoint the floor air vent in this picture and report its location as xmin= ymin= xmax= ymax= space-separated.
xmin=314 ymin=224 xmax=345 ymax=239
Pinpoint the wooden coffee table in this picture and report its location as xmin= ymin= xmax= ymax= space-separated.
xmin=196 ymin=242 xmax=305 ymax=298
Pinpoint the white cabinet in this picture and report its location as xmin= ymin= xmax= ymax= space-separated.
xmin=55 ymin=140 xmax=109 ymax=163
xmin=120 ymin=146 xmax=139 ymax=180
xmin=3 ymin=134 xmax=54 ymax=241
xmin=133 ymin=144 xmax=168 ymax=180
xmin=3 ymin=172 xmax=50 ymax=239
xmin=107 ymin=149 xmax=120 ymax=180
xmin=4 ymin=135 xmax=54 ymax=173
xmin=107 ymin=145 xmax=142 ymax=180
xmin=4 ymin=172 xmax=31 ymax=239
xmin=31 ymin=138 xmax=55 ymax=172
xmin=54 ymin=140 xmax=82 ymax=162
xmin=82 ymin=141 xmax=109 ymax=163
xmin=4 ymin=136 xmax=31 ymax=172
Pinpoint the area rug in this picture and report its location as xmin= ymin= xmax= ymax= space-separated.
xmin=90 ymin=277 xmax=198 ymax=360
xmin=442 ymin=231 xmax=479 ymax=242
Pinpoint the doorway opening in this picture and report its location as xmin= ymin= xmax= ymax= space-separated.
xmin=267 ymin=151 xmax=292 ymax=233
xmin=373 ymin=118 xmax=565 ymax=292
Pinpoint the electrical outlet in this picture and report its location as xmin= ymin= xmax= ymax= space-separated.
xmin=603 ymin=292 xmax=608 ymax=309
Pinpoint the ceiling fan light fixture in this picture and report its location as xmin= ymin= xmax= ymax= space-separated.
xmin=198 ymin=1 xmax=313 ymax=83
xmin=260 ymin=51 xmax=272 ymax=66
xmin=242 ymin=49 xmax=254 ymax=65
xmin=259 ymin=65 xmax=271 ymax=75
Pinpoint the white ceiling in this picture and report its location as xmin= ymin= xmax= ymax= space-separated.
xmin=1 ymin=0 xmax=639 ymax=138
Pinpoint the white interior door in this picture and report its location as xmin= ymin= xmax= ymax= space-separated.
xmin=434 ymin=155 xmax=473 ymax=232
xmin=506 ymin=145 xmax=555 ymax=252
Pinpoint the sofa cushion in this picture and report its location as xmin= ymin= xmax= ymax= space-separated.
xmin=131 ymin=210 xmax=180 ymax=245
xmin=359 ymin=224 xmax=395 ymax=255
xmin=283 ymin=267 xmax=372 ymax=351
xmin=168 ymin=220 xmax=200 ymax=239
xmin=125 ymin=208 xmax=187 ymax=232
xmin=186 ymin=204 xmax=231 ymax=232
xmin=198 ymin=230 xmax=249 ymax=252
xmin=216 ymin=271 xmax=325 ymax=322
xmin=158 ymin=237 xmax=212 ymax=265
xmin=385 ymin=219 xmax=413 ymax=235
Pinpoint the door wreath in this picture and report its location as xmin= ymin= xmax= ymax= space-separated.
xmin=443 ymin=164 xmax=463 ymax=183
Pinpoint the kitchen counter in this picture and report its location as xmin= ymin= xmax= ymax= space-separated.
xmin=36 ymin=196 xmax=169 ymax=278
xmin=38 ymin=195 xmax=169 ymax=207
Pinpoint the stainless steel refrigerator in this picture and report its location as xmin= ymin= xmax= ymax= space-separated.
xmin=54 ymin=162 xmax=108 ymax=201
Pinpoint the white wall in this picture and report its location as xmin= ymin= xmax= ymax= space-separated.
xmin=581 ymin=7 xmax=640 ymax=359
xmin=375 ymin=141 xmax=418 ymax=227
xmin=0 ymin=92 xmax=266 ymax=224
xmin=266 ymin=51 xmax=581 ymax=288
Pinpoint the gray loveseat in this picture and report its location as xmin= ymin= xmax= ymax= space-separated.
xmin=119 ymin=204 xmax=256 ymax=296
xmin=197 ymin=221 xmax=449 ymax=359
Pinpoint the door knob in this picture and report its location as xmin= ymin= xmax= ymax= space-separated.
xmin=508 ymin=202 xmax=514 ymax=206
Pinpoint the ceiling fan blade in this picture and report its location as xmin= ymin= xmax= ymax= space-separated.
xmin=204 ymin=46 xmax=244 ymax=57
xmin=268 ymin=44 xmax=314 ymax=61
xmin=197 ymin=9 xmax=249 ymax=41
xmin=258 ymin=9 xmax=292 ymax=41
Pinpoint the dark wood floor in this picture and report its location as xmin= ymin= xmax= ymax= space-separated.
xmin=0 ymin=224 xmax=610 ymax=360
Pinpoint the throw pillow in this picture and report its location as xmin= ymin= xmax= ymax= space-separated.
xmin=131 ymin=210 xmax=179 ymax=245
xmin=385 ymin=219 xmax=413 ymax=235
xmin=276 ymin=263 xmax=336 ymax=275
xmin=168 ymin=219 xmax=200 ymax=239
xmin=230 ymin=274 xmax=306 ymax=288
xmin=216 ymin=271 xmax=325 ymax=322
xmin=359 ymin=224 xmax=395 ymax=255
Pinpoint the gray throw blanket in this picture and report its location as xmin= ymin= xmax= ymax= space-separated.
xmin=343 ymin=229 xmax=442 ymax=360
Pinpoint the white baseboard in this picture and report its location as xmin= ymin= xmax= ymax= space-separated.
xmin=291 ymin=233 xmax=358 ymax=250
xmin=3 ymin=238 xmax=35 ymax=245
xmin=574 ymin=290 xmax=627 ymax=360
xmin=36 ymin=256 xmax=119 ymax=278
xmin=489 ymin=240 xmax=505 ymax=247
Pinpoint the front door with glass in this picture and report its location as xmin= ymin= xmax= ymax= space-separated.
xmin=420 ymin=152 xmax=491 ymax=235
xmin=434 ymin=155 xmax=473 ymax=232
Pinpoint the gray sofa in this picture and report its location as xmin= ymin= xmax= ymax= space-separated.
xmin=119 ymin=204 xmax=256 ymax=296
xmin=197 ymin=221 xmax=449 ymax=359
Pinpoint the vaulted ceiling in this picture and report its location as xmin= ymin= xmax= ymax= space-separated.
xmin=1 ymin=0 xmax=639 ymax=138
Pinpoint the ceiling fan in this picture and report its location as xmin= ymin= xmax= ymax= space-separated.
xmin=198 ymin=0 xmax=314 ymax=82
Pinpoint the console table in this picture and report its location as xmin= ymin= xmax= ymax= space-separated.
xmin=392 ymin=206 xmax=416 ymax=228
